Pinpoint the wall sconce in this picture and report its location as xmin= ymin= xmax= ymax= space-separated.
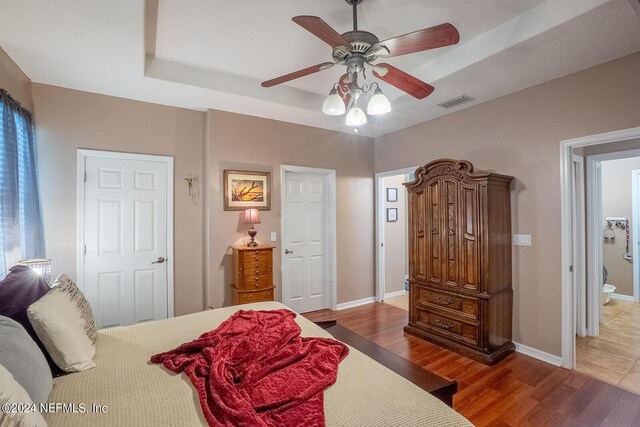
xmin=244 ymin=208 xmax=261 ymax=247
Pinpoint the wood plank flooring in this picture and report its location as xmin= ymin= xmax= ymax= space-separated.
xmin=304 ymin=302 xmax=640 ymax=427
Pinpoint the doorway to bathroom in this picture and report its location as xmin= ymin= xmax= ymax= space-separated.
xmin=575 ymin=148 xmax=640 ymax=393
xmin=375 ymin=167 xmax=416 ymax=311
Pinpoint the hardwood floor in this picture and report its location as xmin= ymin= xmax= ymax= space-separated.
xmin=304 ymin=302 xmax=640 ymax=427
xmin=577 ymin=299 xmax=640 ymax=394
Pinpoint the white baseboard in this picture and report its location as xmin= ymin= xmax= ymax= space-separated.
xmin=384 ymin=290 xmax=407 ymax=300
xmin=514 ymin=341 xmax=562 ymax=366
xmin=612 ymin=293 xmax=634 ymax=302
xmin=336 ymin=297 xmax=376 ymax=311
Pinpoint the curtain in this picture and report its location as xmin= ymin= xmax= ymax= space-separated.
xmin=0 ymin=89 xmax=45 ymax=276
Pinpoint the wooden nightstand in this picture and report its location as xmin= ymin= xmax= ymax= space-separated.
xmin=231 ymin=244 xmax=275 ymax=305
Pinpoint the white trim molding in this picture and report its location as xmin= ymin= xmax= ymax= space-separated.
xmin=384 ymin=289 xmax=407 ymax=300
xmin=280 ymin=165 xmax=337 ymax=311
xmin=336 ymin=297 xmax=376 ymax=311
xmin=560 ymin=126 xmax=640 ymax=369
xmin=612 ymin=293 xmax=635 ymax=302
xmin=514 ymin=342 xmax=563 ymax=367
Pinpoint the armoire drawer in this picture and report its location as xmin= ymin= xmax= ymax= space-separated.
xmin=415 ymin=287 xmax=479 ymax=320
xmin=415 ymin=308 xmax=479 ymax=346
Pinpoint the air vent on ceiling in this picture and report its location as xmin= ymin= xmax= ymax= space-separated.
xmin=437 ymin=94 xmax=474 ymax=109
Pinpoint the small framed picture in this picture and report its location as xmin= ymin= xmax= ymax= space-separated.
xmin=223 ymin=169 xmax=271 ymax=211
xmin=386 ymin=187 xmax=398 ymax=202
xmin=387 ymin=208 xmax=398 ymax=222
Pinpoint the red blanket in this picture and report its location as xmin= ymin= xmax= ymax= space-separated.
xmin=151 ymin=309 xmax=349 ymax=426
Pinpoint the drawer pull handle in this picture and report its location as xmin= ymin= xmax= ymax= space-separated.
xmin=243 ymin=294 xmax=253 ymax=301
xmin=255 ymin=284 xmax=259 ymax=288
xmin=447 ymin=228 xmax=455 ymax=236
xmin=255 ymin=277 xmax=259 ymax=281
xmin=434 ymin=296 xmax=453 ymax=306
xmin=431 ymin=228 xmax=439 ymax=235
xmin=434 ymin=319 xmax=453 ymax=329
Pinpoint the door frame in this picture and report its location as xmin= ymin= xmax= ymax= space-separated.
xmin=572 ymin=154 xmax=586 ymax=337
xmin=633 ymin=169 xmax=640 ymax=302
xmin=375 ymin=167 xmax=417 ymax=302
xmin=280 ymin=165 xmax=337 ymax=310
xmin=76 ymin=149 xmax=175 ymax=318
xmin=560 ymin=126 xmax=640 ymax=368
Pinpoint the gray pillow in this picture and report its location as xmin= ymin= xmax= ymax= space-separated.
xmin=0 ymin=315 xmax=53 ymax=404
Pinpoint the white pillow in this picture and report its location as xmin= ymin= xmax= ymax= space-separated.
xmin=0 ymin=363 xmax=47 ymax=427
xmin=27 ymin=279 xmax=96 ymax=373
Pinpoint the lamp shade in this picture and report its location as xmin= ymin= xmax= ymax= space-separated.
xmin=244 ymin=208 xmax=261 ymax=224
xmin=345 ymin=105 xmax=367 ymax=126
xmin=367 ymin=88 xmax=391 ymax=115
xmin=322 ymin=89 xmax=346 ymax=115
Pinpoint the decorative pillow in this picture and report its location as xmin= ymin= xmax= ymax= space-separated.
xmin=27 ymin=276 xmax=96 ymax=373
xmin=51 ymin=273 xmax=96 ymax=344
xmin=0 ymin=265 xmax=62 ymax=376
xmin=0 ymin=363 xmax=47 ymax=427
xmin=0 ymin=316 xmax=53 ymax=404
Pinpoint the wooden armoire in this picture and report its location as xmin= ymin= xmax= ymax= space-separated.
xmin=403 ymin=159 xmax=514 ymax=364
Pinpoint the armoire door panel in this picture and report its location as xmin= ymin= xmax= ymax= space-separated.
xmin=426 ymin=180 xmax=441 ymax=284
xmin=411 ymin=189 xmax=428 ymax=280
xmin=460 ymin=185 xmax=480 ymax=291
xmin=442 ymin=179 xmax=459 ymax=287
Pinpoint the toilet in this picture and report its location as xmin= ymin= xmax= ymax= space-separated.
xmin=602 ymin=283 xmax=616 ymax=305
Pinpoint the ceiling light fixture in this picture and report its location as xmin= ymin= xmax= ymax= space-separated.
xmin=322 ymin=72 xmax=390 ymax=126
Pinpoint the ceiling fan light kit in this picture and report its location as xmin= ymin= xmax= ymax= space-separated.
xmin=262 ymin=0 xmax=460 ymax=127
xmin=322 ymin=87 xmax=346 ymax=115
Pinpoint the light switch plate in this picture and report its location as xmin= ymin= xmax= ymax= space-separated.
xmin=513 ymin=234 xmax=532 ymax=246
xmin=270 ymin=232 xmax=277 ymax=242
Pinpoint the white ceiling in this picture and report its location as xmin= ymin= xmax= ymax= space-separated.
xmin=1 ymin=0 xmax=639 ymax=138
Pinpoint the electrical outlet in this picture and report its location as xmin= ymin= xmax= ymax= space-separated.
xmin=513 ymin=234 xmax=532 ymax=246
xmin=270 ymin=232 xmax=277 ymax=242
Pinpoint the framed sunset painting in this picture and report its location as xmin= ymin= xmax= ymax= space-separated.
xmin=223 ymin=170 xmax=271 ymax=211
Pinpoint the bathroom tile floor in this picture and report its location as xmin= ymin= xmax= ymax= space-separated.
xmin=576 ymin=298 xmax=640 ymax=395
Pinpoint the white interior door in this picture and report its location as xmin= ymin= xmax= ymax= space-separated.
xmin=79 ymin=151 xmax=173 ymax=328
xmin=282 ymin=171 xmax=330 ymax=313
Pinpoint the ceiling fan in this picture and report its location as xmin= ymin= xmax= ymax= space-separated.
xmin=261 ymin=0 xmax=460 ymax=125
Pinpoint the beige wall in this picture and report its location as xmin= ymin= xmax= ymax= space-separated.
xmin=374 ymin=52 xmax=640 ymax=356
xmin=0 ymin=46 xmax=32 ymax=110
xmin=383 ymin=174 xmax=408 ymax=294
xmin=601 ymin=157 xmax=640 ymax=296
xmin=206 ymin=110 xmax=375 ymax=308
xmin=32 ymin=84 xmax=206 ymax=316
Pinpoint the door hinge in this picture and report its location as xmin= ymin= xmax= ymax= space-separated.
xmin=569 ymin=265 xmax=573 ymax=272
xmin=84 ymin=171 xmax=87 ymax=182
xmin=83 ymin=245 xmax=86 ymax=255
xmin=381 ymin=242 xmax=384 ymax=247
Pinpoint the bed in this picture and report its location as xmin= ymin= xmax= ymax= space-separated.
xmin=42 ymin=302 xmax=473 ymax=426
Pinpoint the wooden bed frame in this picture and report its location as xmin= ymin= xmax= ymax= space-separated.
xmin=315 ymin=320 xmax=457 ymax=407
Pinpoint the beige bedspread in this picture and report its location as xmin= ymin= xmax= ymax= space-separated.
xmin=44 ymin=302 xmax=472 ymax=426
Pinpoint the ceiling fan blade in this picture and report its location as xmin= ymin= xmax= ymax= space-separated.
xmin=292 ymin=16 xmax=352 ymax=52
xmin=373 ymin=63 xmax=434 ymax=99
xmin=261 ymin=62 xmax=334 ymax=88
xmin=373 ymin=23 xmax=459 ymax=58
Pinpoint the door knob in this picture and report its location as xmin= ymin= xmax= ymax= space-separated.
xmin=152 ymin=256 xmax=166 ymax=264
xmin=285 ymin=249 xmax=294 ymax=254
